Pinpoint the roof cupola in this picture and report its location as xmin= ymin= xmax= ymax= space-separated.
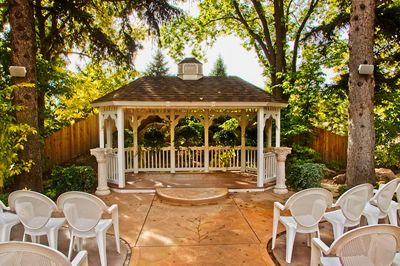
xmin=177 ymin=58 xmax=203 ymax=80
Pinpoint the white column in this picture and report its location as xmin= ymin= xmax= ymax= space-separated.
xmin=240 ymin=114 xmax=247 ymax=172
xmin=133 ymin=114 xmax=139 ymax=174
xmin=266 ymin=117 xmax=272 ymax=149
xmin=170 ymin=111 xmax=175 ymax=173
xmin=90 ymin=148 xmax=111 ymax=195
xmin=273 ymin=147 xmax=292 ymax=194
xmin=117 ymin=108 xmax=125 ymax=188
xmin=204 ymin=112 xmax=210 ymax=172
xmin=257 ymin=108 xmax=265 ymax=187
xmin=275 ymin=110 xmax=281 ymax=147
xmin=106 ymin=118 xmax=113 ymax=148
xmin=99 ymin=111 xmax=105 ymax=148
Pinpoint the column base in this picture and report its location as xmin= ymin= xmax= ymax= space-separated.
xmin=273 ymin=187 xmax=288 ymax=194
xmin=95 ymin=187 xmax=111 ymax=196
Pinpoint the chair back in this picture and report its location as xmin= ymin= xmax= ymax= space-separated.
xmin=330 ymin=224 xmax=400 ymax=266
xmin=57 ymin=191 xmax=108 ymax=232
xmin=8 ymin=190 xmax=58 ymax=230
xmin=0 ymin=241 xmax=71 ymax=266
xmin=285 ymin=188 xmax=333 ymax=228
xmin=396 ymin=183 xmax=400 ymax=203
xmin=335 ymin=183 xmax=373 ymax=222
xmin=374 ymin=178 xmax=399 ymax=214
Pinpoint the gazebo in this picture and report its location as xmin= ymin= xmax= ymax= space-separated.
xmin=90 ymin=58 xmax=292 ymax=195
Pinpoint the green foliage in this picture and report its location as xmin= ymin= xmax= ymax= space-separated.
xmin=0 ymin=85 xmax=36 ymax=188
xmin=143 ymin=49 xmax=170 ymax=76
xmin=212 ymin=117 xmax=240 ymax=147
xmin=375 ymin=143 xmax=400 ymax=170
xmin=210 ymin=55 xmax=227 ymax=77
xmin=45 ymin=165 xmax=96 ymax=200
xmin=220 ymin=149 xmax=236 ymax=167
xmin=287 ymin=144 xmax=320 ymax=164
xmin=175 ymin=116 xmax=204 ymax=147
xmin=286 ymin=162 xmax=326 ymax=191
xmin=143 ymin=128 xmax=166 ymax=149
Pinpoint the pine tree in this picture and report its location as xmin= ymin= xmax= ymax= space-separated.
xmin=144 ymin=50 xmax=169 ymax=76
xmin=210 ymin=55 xmax=227 ymax=77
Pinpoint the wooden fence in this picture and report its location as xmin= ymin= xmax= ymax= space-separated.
xmin=44 ymin=115 xmax=348 ymax=170
xmin=292 ymin=128 xmax=348 ymax=163
xmin=44 ymin=115 xmax=99 ymax=170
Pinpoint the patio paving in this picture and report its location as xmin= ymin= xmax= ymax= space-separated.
xmin=99 ymin=189 xmax=293 ymax=265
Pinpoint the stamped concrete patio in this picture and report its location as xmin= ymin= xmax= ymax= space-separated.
xmin=100 ymin=190 xmax=294 ymax=265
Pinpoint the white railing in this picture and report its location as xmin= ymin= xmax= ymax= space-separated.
xmin=245 ymin=147 xmax=258 ymax=171
xmin=175 ymin=146 xmax=204 ymax=170
xmin=105 ymin=146 xmax=277 ymax=184
xmin=106 ymin=149 xmax=118 ymax=184
xmin=209 ymin=146 xmax=241 ymax=170
xmin=139 ymin=147 xmax=171 ymax=171
xmin=264 ymin=152 xmax=277 ymax=183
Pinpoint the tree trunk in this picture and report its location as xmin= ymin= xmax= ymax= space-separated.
xmin=273 ymin=0 xmax=287 ymax=100
xmin=346 ymin=0 xmax=376 ymax=186
xmin=9 ymin=0 xmax=43 ymax=191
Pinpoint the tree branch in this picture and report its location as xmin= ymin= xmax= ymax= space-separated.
xmin=250 ymin=0 xmax=275 ymax=66
xmin=231 ymin=0 xmax=273 ymax=66
xmin=291 ymin=0 xmax=319 ymax=74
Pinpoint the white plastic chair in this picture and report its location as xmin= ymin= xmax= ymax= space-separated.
xmin=0 ymin=241 xmax=88 ymax=266
xmin=8 ymin=190 xmax=66 ymax=249
xmin=310 ymin=224 xmax=400 ymax=266
xmin=271 ymin=188 xmax=333 ymax=263
xmin=0 ymin=200 xmax=20 ymax=242
xmin=362 ymin=178 xmax=399 ymax=225
xmin=324 ymin=183 xmax=373 ymax=240
xmin=57 ymin=191 xmax=120 ymax=266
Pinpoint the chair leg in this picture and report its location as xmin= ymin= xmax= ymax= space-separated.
xmin=388 ymin=204 xmax=398 ymax=226
xmin=22 ymin=232 xmax=26 ymax=242
xmin=272 ymin=216 xmax=279 ymax=249
xmin=68 ymin=235 xmax=75 ymax=260
xmin=363 ymin=213 xmax=379 ymax=225
xmin=113 ymin=224 xmax=120 ymax=253
xmin=331 ymin=221 xmax=345 ymax=240
xmin=96 ymin=232 xmax=108 ymax=266
xmin=285 ymin=226 xmax=297 ymax=264
xmin=48 ymin=229 xmax=58 ymax=250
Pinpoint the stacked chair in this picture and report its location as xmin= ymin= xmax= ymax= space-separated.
xmin=2 ymin=190 xmax=119 ymax=266
xmin=272 ymin=178 xmax=400 ymax=265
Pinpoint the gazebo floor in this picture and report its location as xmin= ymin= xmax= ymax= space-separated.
xmin=109 ymin=171 xmax=273 ymax=191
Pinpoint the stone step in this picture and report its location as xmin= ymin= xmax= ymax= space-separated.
xmin=156 ymin=187 xmax=229 ymax=205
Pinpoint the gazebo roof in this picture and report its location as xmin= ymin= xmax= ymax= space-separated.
xmin=92 ymin=76 xmax=287 ymax=108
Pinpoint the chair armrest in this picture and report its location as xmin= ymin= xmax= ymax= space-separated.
xmin=274 ymin=202 xmax=285 ymax=211
xmin=312 ymin=238 xmax=330 ymax=254
xmin=0 ymin=201 xmax=10 ymax=211
xmin=71 ymin=250 xmax=88 ymax=266
xmin=106 ymin=204 xmax=118 ymax=214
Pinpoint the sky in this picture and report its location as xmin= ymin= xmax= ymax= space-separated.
xmin=133 ymin=1 xmax=266 ymax=88
xmin=134 ymin=36 xmax=266 ymax=88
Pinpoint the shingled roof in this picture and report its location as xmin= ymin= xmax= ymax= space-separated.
xmin=92 ymin=76 xmax=287 ymax=107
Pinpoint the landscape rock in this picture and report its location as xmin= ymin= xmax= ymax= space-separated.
xmin=375 ymin=168 xmax=397 ymax=182
xmin=333 ymin=173 xmax=346 ymax=184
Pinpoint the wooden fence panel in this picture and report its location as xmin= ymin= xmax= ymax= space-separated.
xmin=44 ymin=115 xmax=99 ymax=170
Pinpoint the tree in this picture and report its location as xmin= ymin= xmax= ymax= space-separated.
xmin=210 ymin=55 xmax=227 ymax=77
xmin=143 ymin=49 xmax=169 ymax=76
xmin=346 ymin=0 xmax=376 ymax=185
xmin=162 ymin=0 xmax=322 ymax=98
xmin=8 ymin=0 xmax=42 ymax=191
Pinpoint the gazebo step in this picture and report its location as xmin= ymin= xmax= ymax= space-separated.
xmin=156 ymin=187 xmax=229 ymax=205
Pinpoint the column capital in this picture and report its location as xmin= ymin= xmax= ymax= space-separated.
xmin=90 ymin=148 xmax=113 ymax=162
xmin=90 ymin=148 xmax=112 ymax=195
xmin=272 ymin=147 xmax=292 ymax=161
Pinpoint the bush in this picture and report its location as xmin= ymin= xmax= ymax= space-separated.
xmin=46 ymin=165 xmax=96 ymax=199
xmin=286 ymin=162 xmax=326 ymax=191
xmin=0 ymin=193 xmax=9 ymax=206
xmin=143 ymin=128 xmax=166 ymax=149
xmin=287 ymin=144 xmax=320 ymax=164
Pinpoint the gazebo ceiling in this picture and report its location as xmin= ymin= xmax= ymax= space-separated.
xmin=92 ymin=76 xmax=287 ymax=108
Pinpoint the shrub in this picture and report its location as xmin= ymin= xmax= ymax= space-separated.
xmin=287 ymin=144 xmax=320 ymax=164
xmin=286 ymin=162 xmax=326 ymax=190
xmin=143 ymin=127 xmax=166 ymax=149
xmin=0 ymin=193 xmax=9 ymax=206
xmin=46 ymin=165 xmax=96 ymax=199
